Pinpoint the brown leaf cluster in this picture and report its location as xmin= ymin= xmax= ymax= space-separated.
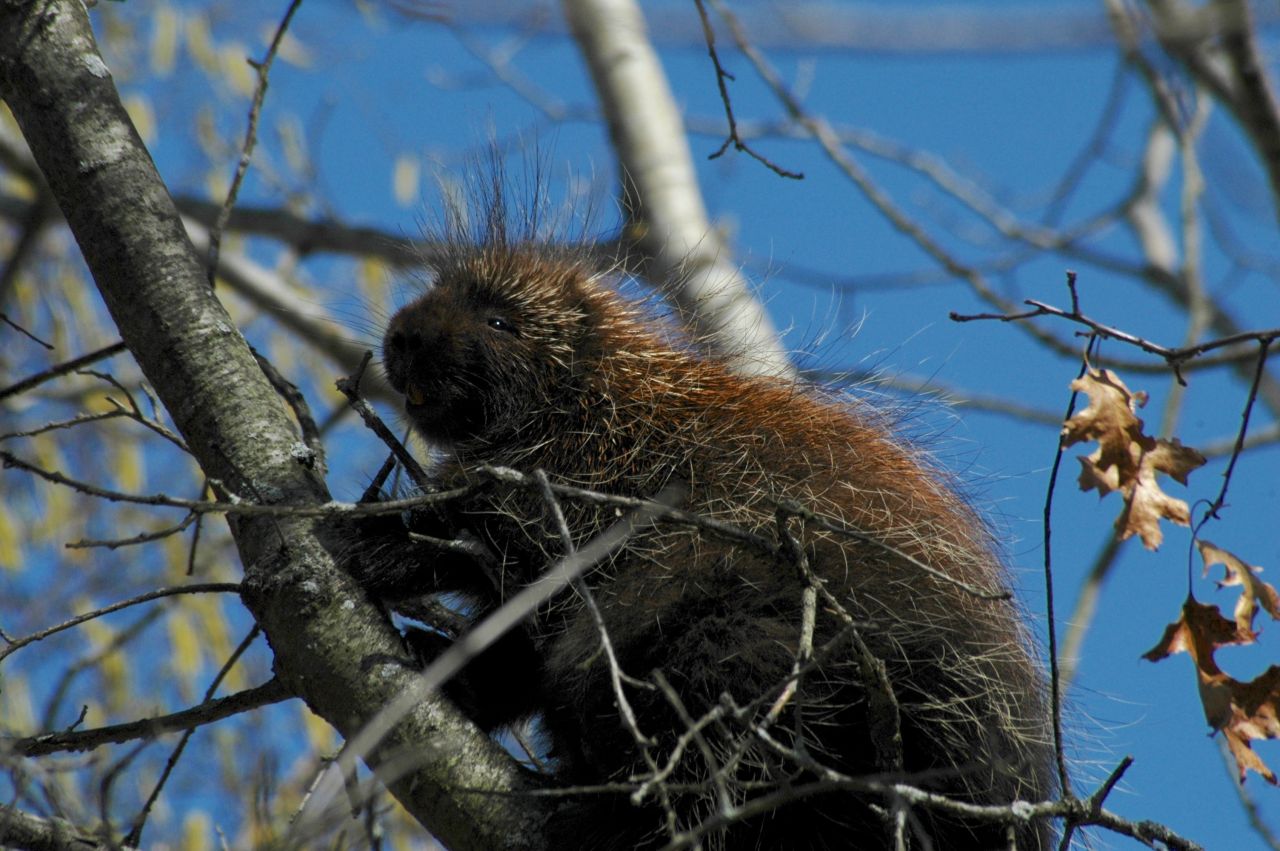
xmin=1144 ymin=541 xmax=1280 ymax=783
xmin=1061 ymin=368 xmax=1206 ymax=549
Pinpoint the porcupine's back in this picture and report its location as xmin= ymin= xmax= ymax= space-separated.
xmin=384 ymin=231 xmax=1054 ymax=848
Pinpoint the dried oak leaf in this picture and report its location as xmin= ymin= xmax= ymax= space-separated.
xmin=1142 ymin=596 xmax=1250 ymax=669
xmin=1143 ymin=596 xmax=1280 ymax=784
xmin=1222 ymin=668 xmax=1280 ymax=785
xmin=1062 ymin=367 xmax=1146 ymax=474
xmin=1062 ymin=368 xmax=1205 ymax=549
xmin=1108 ymin=437 xmax=1205 ymax=549
xmin=1199 ymin=540 xmax=1280 ymax=640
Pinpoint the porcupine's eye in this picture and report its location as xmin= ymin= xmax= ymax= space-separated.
xmin=487 ymin=316 xmax=517 ymax=334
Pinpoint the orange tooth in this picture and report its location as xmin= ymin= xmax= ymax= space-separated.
xmin=406 ymin=385 xmax=426 ymax=406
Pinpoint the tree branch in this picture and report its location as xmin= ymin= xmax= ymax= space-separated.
xmin=0 ymin=806 xmax=132 ymax=851
xmin=563 ymin=0 xmax=794 ymax=378
xmin=8 ymin=679 xmax=291 ymax=757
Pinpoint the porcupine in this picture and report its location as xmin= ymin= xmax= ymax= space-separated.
xmin=353 ymin=192 xmax=1055 ymax=850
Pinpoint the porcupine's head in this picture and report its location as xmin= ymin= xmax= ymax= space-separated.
xmin=383 ymin=241 xmax=611 ymax=452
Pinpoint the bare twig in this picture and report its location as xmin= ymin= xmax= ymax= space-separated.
xmin=0 ymin=310 xmax=53 ymax=349
xmin=952 ymin=297 xmax=1280 ymax=384
xmin=653 ymin=671 xmax=733 ymax=817
xmin=533 ymin=470 xmax=655 ymax=741
xmin=125 ymin=626 xmax=263 ymax=846
xmin=206 ymin=0 xmax=304 ymax=284
xmin=692 ymin=0 xmax=802 ymax=179
xmin=10 ymin=679 xmax=290 ymax=757
xmin=0 ymin=583 xmax=241 ymax=662
xmin=1199 ymin=338 xmax=1271 ymax=524
xmin=704 ymin=0 xmax=1074 ymax=361
xmin=301 ymin=485 xmax=679 ymax=830
xmin=0 ymin=447 xmax=470 ymax=518
xmin=1041 ymin=342 xmax=1096 ymax=800
xmin=773 ymin=504 xmax=903 ymax=775
xmin=336 ymin=352 xmax=432 ymax=492
xmin=766 ymin=512 xmax=817 ymax=723
xmin=1057 ymin=534 xmax=1124 ymax=689
xmin=67 ymin=512 xmax=197 ymax=550
xmin=0 ymin=341 xmax=128 ymax=402
xmin=77 ymin=369 xmax=190 ymax=451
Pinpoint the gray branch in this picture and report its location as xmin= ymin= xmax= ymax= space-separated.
xmin=0 ymin=806 xmax=129 ymax=851
xmin=564 ymin=0 xmax=795 ymax=378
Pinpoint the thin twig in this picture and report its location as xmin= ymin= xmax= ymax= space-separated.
xmin=653 ymin=670 xmax=733 ymax=817
xmin=1200 ymin=339 xmax=1271 ymax=524
xmin=252 ymin=346 xmax=324 ymax=471
xmin=1057 ymin=534 xmax=1123 ymax=689
xmin=0 ymin=341 xmax=128 ymax=402
xmin=533 ymin=470 xmax=655 ymax=746
xmin=125 ymin=626 xmax=263 ymax=846
xmin=692 ymin=0 xmax=802 ymax=179
xmin=336 ymin=352 xmax=432 ymax=492
xmin=206 ymin=0 xmax=304 ymax=285
xmin=952 ymin=297 xmax=1280 ymax=384
xmin=766 ymin=511 xmax=816 ymax=723
xmin=705 ymin=0 xmax=1070 ymax=359
xmin=1041 ymin=339 xmax=1096 ymax=800
xmin=311 ymin=487 xmax=680 ymax=827
xmin=0 ymin=448 xmax=469 ymax=518
xmin=0 ymin=583 xmax=241 ymax=662
xmin=10 ymin=679 xmax=290 ymax=757
xmin=67 ymin=512 xmax=197 ymax=550
xmin=0 ymin=310 xmax=53 ymax=348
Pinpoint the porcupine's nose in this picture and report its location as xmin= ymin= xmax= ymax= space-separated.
xmin=383 ymin=316 xmax=423 ymax=401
